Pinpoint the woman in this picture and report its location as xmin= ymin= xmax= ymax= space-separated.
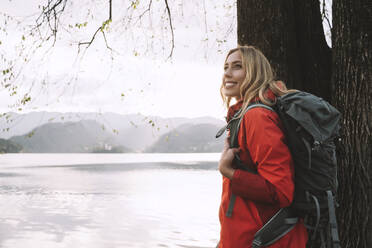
xmin=218 ymin=46 xmax=308 ymax=247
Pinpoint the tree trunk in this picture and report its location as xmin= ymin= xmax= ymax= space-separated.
xmin=237 ymin=0 xmax=372 ymax=247
xmin=237 ymin=0 xmax=331 ymax=101
xmin=332 ymin=0 xmax=372 ymax=247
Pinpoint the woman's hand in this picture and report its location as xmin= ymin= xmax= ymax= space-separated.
xmin=219 ymin=137 xmax=240 ymax=179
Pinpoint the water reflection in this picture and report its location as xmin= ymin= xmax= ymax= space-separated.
xmin=0 ymin=154 xmax=221 ymax=248
xmin=12 ymin=161 xmax=218 ymax=172
xmin=0 ymin=172 xmax=27 ymax=177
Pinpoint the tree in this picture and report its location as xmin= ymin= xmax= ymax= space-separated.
xmin=237 ymin=0 xmax=371 ymax=247
xmin=332 ymin=0 xmax=372 ymax=247
xmin=237 ymin=0 xmax=331 ymax=101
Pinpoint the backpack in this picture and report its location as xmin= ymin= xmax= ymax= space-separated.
xmin=216 ymin=91 xmax=341 ymax=248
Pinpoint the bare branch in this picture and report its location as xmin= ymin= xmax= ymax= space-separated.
xmin=164 ymin=0 xmax=174 ymax=60
xmin=33 ymin=0 xmax=113 ymax=54
xmin=33 ymin=0 xmax=67 ymax=45
xmin=109 ymin=0 xmax=112 ymax=20
xmin=322 ymin=0 xmax=332 ymax=33
xmin=78 ymin=26 xmax=102 ymax=51
xmin=78 ymin=0 xmax=113 ymax=53
xmin=101 ymin=29 xmax=113 ymax=51
xmin=138 ymin=0 xmax=153 ymax=20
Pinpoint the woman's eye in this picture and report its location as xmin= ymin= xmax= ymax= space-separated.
xmin=234 ymin=64 xmax=242 ymax=68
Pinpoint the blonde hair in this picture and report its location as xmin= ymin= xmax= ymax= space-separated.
xmin=220 ymin=45 xmax=296 ymax=116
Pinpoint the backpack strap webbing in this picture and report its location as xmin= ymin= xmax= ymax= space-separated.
xmin=225 ymin=103 xmax=274 ymax=218
xmin=320 ymin=230 xmax=326 ymax=248
xmin=327 ymin=190 xmax=340 ymax=248
xmin=216 ymin=103 xmax=274 ymax=139
xmin=310 ymin=193 xmax=321 ymax=240
xmin=243 ymin=103 xmax=274 ymax=115
xmin=252 ymin=208 xmax=298 ymax=247
xmin=226 ymin=194 xmax=236 ymax=217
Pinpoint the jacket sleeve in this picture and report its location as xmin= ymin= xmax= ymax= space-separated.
xmin=231 ymin=108 xmax=295 ymax=208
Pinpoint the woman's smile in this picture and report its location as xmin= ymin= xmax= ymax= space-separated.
xmin=224 ymin=81 xmax=238 ymax=88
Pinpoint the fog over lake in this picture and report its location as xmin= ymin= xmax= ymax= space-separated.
xmin=0 ymin=153 xmax=221 ymax=248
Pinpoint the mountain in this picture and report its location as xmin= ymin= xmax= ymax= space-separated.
xmin=0 ymin=138 xmax=22 ymax=153
xmin=145 ymin=123 xmax=224 ymax=153
xmin=2 ymin=111 xmax=225 ymax=152
xmin=9 ymin=120 xmax=131 ymax=153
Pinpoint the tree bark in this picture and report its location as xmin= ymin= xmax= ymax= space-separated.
xmin=237 ymin=0 xmax=372 ymax=247
xmin=332 ymin=0 xmax=372 ymax=247
xmin=237 ymin=0 xmax=331 ymax=101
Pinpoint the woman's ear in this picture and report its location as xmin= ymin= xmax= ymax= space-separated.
xmin=276 ymin=80 xmax=285 ymax=90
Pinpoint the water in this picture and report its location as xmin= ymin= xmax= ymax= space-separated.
xmin=0 ymin=153 xmax=222 ymax=248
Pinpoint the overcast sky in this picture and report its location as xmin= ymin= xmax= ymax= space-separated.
xmin=0 ymin=0 xmax=238 ymax=119
xmin=0 ymin=0 xmax=332 ymax=120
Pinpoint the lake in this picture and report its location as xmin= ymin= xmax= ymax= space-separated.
xmin=0 ymin=153 xmax=222 ymax=248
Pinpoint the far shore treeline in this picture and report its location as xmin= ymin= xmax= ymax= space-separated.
xmin=0 ymin=111 xmax=225 ymax=153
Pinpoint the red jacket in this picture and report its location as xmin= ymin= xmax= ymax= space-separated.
xmin=219 ymin=93 xmax=308 ymax=247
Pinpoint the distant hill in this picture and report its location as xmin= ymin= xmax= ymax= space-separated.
xmin=9 ymin=120 xmax=131 ymax=153
xmin=145 ymin=123 xmax=225 ymax=153
xmin=0 ymin=138 xmax=22 ymax=153
xmin=1 ymin=111 xmax=225 ymax=152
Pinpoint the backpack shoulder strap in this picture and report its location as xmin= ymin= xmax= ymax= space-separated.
xmin=236 ymin=103 xmax=275 ymax=131
xmin=243 ymin=103 xmax=275 ymax=114
xmin=215 ymin=103 xmax=275 ymax=139
xmin=218 ymin=103 xmax=276 ymax=219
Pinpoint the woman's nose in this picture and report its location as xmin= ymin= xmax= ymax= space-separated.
xmin=224 ymin=67 xmax=232 ymax=77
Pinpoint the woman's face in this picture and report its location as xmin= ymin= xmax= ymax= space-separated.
xmin=222 ymin=50 xmax=245 ymax=99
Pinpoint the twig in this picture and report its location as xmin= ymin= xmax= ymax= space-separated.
xmin=34 ymin=0 xmax=67 ymax=45
xmin=101 ymin=30 xmax=113 ymax=51
xmin=78 ymin=0 xmax=113 ymax=54
xmin=322 ymin=0 xmax=332 ymax=32
xmin=164 ymin=0 xmax=174 ymax=60
xmin=138 ymin=0 xmax=153 ymax=20
xmin=78 ymin=27 xmax=101 ymax=51
xmin=109 ymin=0 xmax=112 ymax=20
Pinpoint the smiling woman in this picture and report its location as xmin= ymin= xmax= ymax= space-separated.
xmin=216 ymin=46 xmax=307 ymax=248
